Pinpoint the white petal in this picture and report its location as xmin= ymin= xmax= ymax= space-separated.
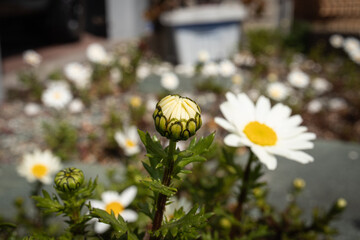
xmin=119 ymin=186 xmax=137 ymax=207
xmin=224 ymin=134 xmax=245 ymax=147
xmin=214 ymin=117 xmax=236 ymax=133
xmin=94 ymin=221 xmax=110 ymax=234
xmin=251 ymin=146 xmax=278 ymax=170
xmin=268 ymin=147 xmax=314 ymax=164
xmin=120 ymin=209 xmax=138 ymax=222
xmin=255 ymin=96 xmax=271 ymax=123
xmin=88 ymin=200 xmax=105 ymax=210
xmin=102 ymin=191 xmax=120 ymax=204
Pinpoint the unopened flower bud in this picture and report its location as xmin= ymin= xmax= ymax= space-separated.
xmin=219 ymin=218 xmax=231 ymax=229
xmin=54 ymin=168 xmax=84 ymax=192
xmin=336 ymin=198 xmax=347 ymax=209
xmin=153 ymin=95 xmax=202 ymax=141
xmin=293 ymin=178 xmax=306 ymax=190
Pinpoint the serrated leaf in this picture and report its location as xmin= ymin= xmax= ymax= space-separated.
xmin=177 ymin=155 xmax=206 ymax=169
xmin=91 ymin=208 xmax=128 ymax=236
xmin=138 ymin=130 xmax=166 ymax=158
xmin=140 ymin=179 xmax=177 ymax=196
xmin=188 ymin=132 xmax=215 ymax=155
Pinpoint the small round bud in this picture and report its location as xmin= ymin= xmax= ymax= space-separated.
xmin=153 ymin=95 xmax=202 ymax=141
xmin=219 ymin=218 xmax=231 ymax=229
xmin=336 ymin=198 xmax=347 ymax=209
xmin=293 ymin=178 xmax=306 ymax=190
xmin=54 ymin=167 xmax=84 ymax=192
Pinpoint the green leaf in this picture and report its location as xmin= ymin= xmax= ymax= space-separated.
xmin=140 ymin=179 xmax=177 ymax=197
xmin=32 ymin=190 xmax=64 ymax=214
xmin=188 ymin=132 xmax=215 ymax=155
xmin=154 ymin=205 xmax=211 ymax=239
xmin=91 ymin=208 xmax=129 ymax=236
xmin=138 ymin=130 xmax=166 ymax=158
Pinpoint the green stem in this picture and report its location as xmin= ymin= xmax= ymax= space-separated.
xmin=231 ymin=150 xmax=255 ymax=236
xmin=151 ymin=140 xmax=177 ymax=240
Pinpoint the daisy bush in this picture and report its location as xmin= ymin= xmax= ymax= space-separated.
xmin=1 ymin=27 xmax=358 ymax=239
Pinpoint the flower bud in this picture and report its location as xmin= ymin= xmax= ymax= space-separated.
xmin=293 ymin=178 xmax=306 ymax=190
xmin=153 ymin=95 xmax=202 ymax=141
xmin=54 ymin=167 xmax=84 ymax=192
xmin=336 ymin=198 xmax=347 ymax=209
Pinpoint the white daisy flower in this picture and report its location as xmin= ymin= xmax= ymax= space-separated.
xmin=307 ymin=99 xmax=323 ymax=113
xmin=114 ymin=126 xmax=140 ymax=156
xmin=312 ymin=77 xmax=332 ymax=94
xmin=197 ymin=50 xmax=210 ymax=63
xmin=24 ymin=103 xmax=41 ymax=116
xmin=328 ymin=97 xmax=347 ymax=111
xmin=349 ymin=49 xmax=360 ymax=65
xmin=164 ymin=196 xmax=192 ymax=220
xmin=329 ymin=34 xmax=344 ymax=48
xmin=202 ymin=62 xmax=219 ymax=77
xmin=266 ymin=82 xmax=290 ymax=101
xmin=160 ymin=72 xmax=179 ymax=91
xmin=175 ymin=64 xmax=195 ymax=77
xmin=219 ymin=60 xmax=237 ymax=78
xmin=89 ymin=186 xmax=138 ymax=234
xmin=42 ymin=82 xmax=73 ymax=110
xmin=287 ymin=69 xmax=310 ymax=89
xmin=86 ymin=43 xmax=110 ymax=65
xmin=110 ymin=68 xmax=122 ymax=84
xmin=17 ymin=149 xmax=62 ymax=184
xmin=343 ymin=37 xmax=360 ymax=54
xmin=64 ymin=62 xmax=92 ymax=89
xmin=215 ymin=92 xmax=316 ymax=170
xmin=68 ymin=99 xmax=84 ymax=113
xmin=136 ymin=64 xmax=151 ymax=81
xmin=23 ymin=50 xmax=42 ymax=67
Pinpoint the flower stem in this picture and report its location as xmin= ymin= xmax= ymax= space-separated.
xmin=151 ymin=140 xmax=177 ymax=239
xmin=231 ymin=150 xmax=255 ymax=236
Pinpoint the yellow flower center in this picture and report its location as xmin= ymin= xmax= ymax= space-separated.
xmin=270 ymin=88 xmax=281 ymax=98
xmin=130 ymin=97 xmax=142 ymax=108
xmin=125 ymin=139 xmax=135 ymax=148
xmin=105 ymin=202 xmax=124 ymax=216
xmin=54 ymin=92 xmax=62 ymax=100
xmin=243 ymin=121 xmax=277 ymax=146
xmin=31 ymin=164 xmax=48 ymax=178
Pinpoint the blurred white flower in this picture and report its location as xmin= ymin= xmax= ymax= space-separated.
xmin=68 ymin=99 xmax=84 ymax=113
xmin=329 ymin=34 xmax=344 ymax=48
xmin=328 ymin=98 xmax=347 ymax=111
xmin=24 ymin=103 xmax=41 ymax=116
xmin=165 ymin=196 xmax=192 ymax=220
xmin=219 ymin=60 xmax=237 ymax=77
xmin=266 ymin=82 xmax=290 ymax=101
xmin=175 ymin=64 xmax=194 ymax=77
xmin=115 ymin=126 xmax=140 ymax=156
xmin=136 ymin=64 xmax=151 ymax=81
xmin=119 ymin=56 xmax=130 ymax=68
xmin=307 ymin=99 xmax=323 ymax=113
xmin=64 ymin=62 xmax=92 ymax=89
xmin=17 ymin=149 xmax=62 ymax=184
xmin=349 ymin=49 xmax=360 ymax=65
xmin=287 ymin=69 xmax=310 ymax=88
xmin=343 ymin=37 xmax=360 ymax=54
xmin=197 ymin=50 xmax=210 ymax=63
xmin=215 ymin=92 xmax=316 ymax=170
xmin=42 ymin=82 xmax=72 ymax=110
xmin=23 ymin=50 xmax=42 ymax=67
xmin=312 ymin=77 xmax=332 ymax=94
xmin=110 ymin=68 xmax=122 ymax=84
xmin=160 ymin=72 xmax=179 ymax=90
xmin=86 ymin=43 xmax=110 ymax=64
xmin=202 ymin=62 xmax=219 ymax=77
xmin=233 ymin=53 xmax=256 ymax=67
xmin=88 ymin=187 xmax=138 ymax=234
xmin=154 ymin=62 xmax=173 ymax=75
